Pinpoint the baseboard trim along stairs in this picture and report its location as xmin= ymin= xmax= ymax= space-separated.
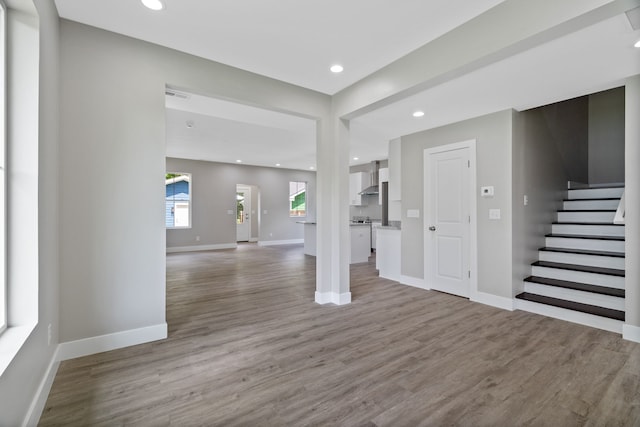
xmin=516 ymin=185 xmax=625 ymax=333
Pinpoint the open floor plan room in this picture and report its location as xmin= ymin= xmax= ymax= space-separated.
xmin=40 ymin=244 xmax=640 ymax=426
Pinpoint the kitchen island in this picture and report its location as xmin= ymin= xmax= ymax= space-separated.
xmin=297 ymin=222 xmax=371 ymax=264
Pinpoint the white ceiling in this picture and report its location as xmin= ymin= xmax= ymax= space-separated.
xmin=54 ymin=0 xmax=506 ymax=95
xmin=55 ymin=1 xmax=640 ymax=171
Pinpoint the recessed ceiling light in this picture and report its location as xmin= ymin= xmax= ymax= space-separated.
xmin=413 ymin=111 xmax=425 ymax=118
xmin=330 ymin=64 xmax=344 ymax=73
xmin=353 ymin=157 xmax=359 ymax=161
xmin=236 ymin=160 xmax=242 ymax=163
xmin=275 ymin=163 xmax=281 ymax=167
xmin=141 ymin=0 xmax=164 ymax=10
xmin=309 ymin=166 xmax=315 ymax=170
xmin=635 ymin=39 xmax=640 ymax=48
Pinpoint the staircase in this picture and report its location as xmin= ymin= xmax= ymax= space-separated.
xmin=516 ymin=185 xmax=625 ymax=333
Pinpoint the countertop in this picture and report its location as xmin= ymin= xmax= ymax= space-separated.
xmin=297 ymin=221 xmax=372 ymax=227
xmin=378 ymin=225 xmax=401 ymax=230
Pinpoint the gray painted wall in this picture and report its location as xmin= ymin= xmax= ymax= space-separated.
xmin=0 ymin=1 xmax=60 ymax=425
xmin=540 ymin=95 xmax=589 ymax=183
xmin=166 ymin=158 xmax=316 ymax=248
xmin=400 ymin=110 xmax=514 ymax=298
xmin=58 ymin=19 xmax=330 ymax=344
xmin=589 ymin=87 xmax=625 ymax=184
xmin=511 ymin=108 xmax=568 ymax=296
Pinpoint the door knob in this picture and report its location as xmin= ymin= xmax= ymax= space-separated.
xmin=428 ymin=226 xmax=436 ymax=231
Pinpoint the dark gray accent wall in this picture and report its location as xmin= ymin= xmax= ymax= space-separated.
xmin=589 ymin=87 xmax=625 ymax=184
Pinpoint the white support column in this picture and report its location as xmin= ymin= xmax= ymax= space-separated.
xmin=314 ymin=116 xmax=351 ymax=305
xmin=624 ymin=74 xmax=640 ymax=343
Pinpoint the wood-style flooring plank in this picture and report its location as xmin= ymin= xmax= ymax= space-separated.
xmin=39 ymin=243 xmax=640 ymax=426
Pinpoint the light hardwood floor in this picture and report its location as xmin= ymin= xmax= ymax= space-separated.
xmin=40 ymin=243 xmax=640 ymax=426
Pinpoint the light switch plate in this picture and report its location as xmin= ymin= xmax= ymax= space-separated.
xmin=407 ymin=209 xmax=420 ymax=218
xmin=489 ymin=209 xmax=501 ymax=220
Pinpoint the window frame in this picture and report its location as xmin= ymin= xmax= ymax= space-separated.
xmin=289 ymin=181 xmax=307 ymax=218
xmin=0 ymin=0 xmax=7 ymax=335
xmin=165 ymin=172 xmax=192 ymax=229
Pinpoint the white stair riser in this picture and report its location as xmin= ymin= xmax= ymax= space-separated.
xmin=523 ymin=282 xmax=625 ymax=311
xmin=531 ymin=266 xmax=624 ymax=289
xmin=557 ymin=211 xmax=615 ymax=223
xmin=516 ymin=299 xmax=623 ymax=333
xmin=551 ymin=223 xmax=624 ymax=236
xmin=563 ymin=199 xmax=620 ymax=210
xmin=568 ymin=188 xmax=624 ymax=200
xmin=538 ymin=251 xmax=625 ymax=270
xmin=545 ymin=237 xmax=625 ymax=252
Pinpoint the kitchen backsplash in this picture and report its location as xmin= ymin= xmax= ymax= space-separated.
xmin=349 ymin=194 xmax=382 ymax=220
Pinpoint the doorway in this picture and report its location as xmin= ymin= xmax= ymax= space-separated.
xmin=424 ymin=140 xmax=477 ymax=298
xmin=236 ymin=185 xmax=252 ymax=242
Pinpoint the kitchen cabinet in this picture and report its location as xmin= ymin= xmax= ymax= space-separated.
xmin=376 ymin=227 xmax=401 ymax=281
xmin=388 ymin=139 xmax=401 ymax=201
xmin=350 ymin=224 xmax=371 ymax=263
xmin=378 ymin=168 xmax=389 ymax=205
xmin=349 ymin=172 xmax=369 ymax=206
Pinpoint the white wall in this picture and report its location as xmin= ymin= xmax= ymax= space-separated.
xmin=166 ymin=158 xmax=316 ymax=249
xmin=0 ymin=0 xmax=60 ymax=425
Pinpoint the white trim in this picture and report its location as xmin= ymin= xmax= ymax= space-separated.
xmin=248 ymin=237 xmax=258 ymax=243
xmin=515 ymin=299 xmax=623 ymax=333
xmin=166 ymin=243 xmax=237 ymax=253
xmin=400 ymin=275 xmax=429 ymax=290
xmin=258 ymin=239 xmax=303 ymax=246
xmin=22 ymin=346 xmax=60 ymax=427
xmin=623 ymin=324 xmax=640 ymax=343
xmin=314 ymin=291 xmax=351 ymax=305
xmin=471 ymin=292 xmax=514 ymax=311
xmin=57 ymin=323 xmax=168 ymax=361
xmin=423 ymin=139 xmax=478 ymax=299
xmin=0 ymin=323 xmax=35 ymax=376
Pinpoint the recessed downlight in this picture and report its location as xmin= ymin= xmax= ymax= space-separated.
xmin=141 ymin=0 xmax=164 ymax=11
xmin=275 ymin=163 xmax=281 ymax=167
xmin=635 ymin=39 xmax=640 ymax=48
xmin=413 ymin=111 xmax=425 ymax=118
xmin=353 ymin=157 xmax=359 ymax=161
xmin=330 ymin=64 xmax=344 ymax=73
xmin=236 ymin=160 xmax=242 ymax=163
xmin=309 ymin=166 xmax=315 ymax=170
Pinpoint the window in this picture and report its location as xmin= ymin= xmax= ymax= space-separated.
xmin=289 ymin=181 xmax=306 ymax=217
xmin=165 ymin=173 xmax=191 ymax=228
xmin=0 ymin=0 xmax=6 ymax=334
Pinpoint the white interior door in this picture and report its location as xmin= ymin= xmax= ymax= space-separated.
xmin=425 ymin=145 xmax=470 ymax=298
xmin=236 ymin=186 xmax=251 ymax=242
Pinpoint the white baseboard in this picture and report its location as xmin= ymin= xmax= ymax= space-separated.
xmin=57 ymin=323 xmax=168 ymax=361
xmin=623 ymin=324 xmax=640 ymax=343
xmin=248 ymin=237 xmax=259 ymax=243
xmin=23 ymin=347 xmax=60 ymax=427
xmin=315 ymin=291 xmax=351 ymax=305
xmin=400 ymin=275 xmax=429 ymax=290
xmin=166 ymin=243 xmax=236 ymax=253
xmin=258 ymin=239 xmax=303 ymax=246
xmin=471 ymin=292 xmax=514 ymax=311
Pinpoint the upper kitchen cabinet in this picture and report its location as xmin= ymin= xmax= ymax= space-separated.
xmin=349 ymin=171 xmax=369 ymax=206
xmin=388 ymin=139 xmax=401 ymax=201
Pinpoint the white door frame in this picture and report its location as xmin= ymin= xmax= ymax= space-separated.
xmin=423 ymin=139 xmax=478 ymax=298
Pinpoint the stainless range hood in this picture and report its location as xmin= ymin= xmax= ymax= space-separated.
xmin=359 ymin=160 xmax=380 ymax=195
